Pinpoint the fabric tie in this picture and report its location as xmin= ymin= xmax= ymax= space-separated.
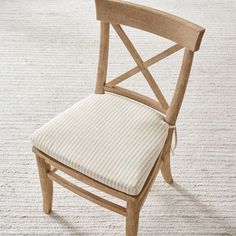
xmin=168 ymin=124 xmax=178 ymax=155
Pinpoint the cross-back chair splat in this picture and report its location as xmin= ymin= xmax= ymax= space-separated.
xmin=96 ymin=19 xmax=200 ymax=124
xmin=106 ymin=43 xmax=183 ymax=87
xmin=33 ymin=1 xmax=205 ymax=235
xmin=111 ymin=23 xmax=169 ymax=110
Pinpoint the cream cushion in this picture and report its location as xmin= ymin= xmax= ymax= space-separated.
xmin=32 ymin=93 xmax=169 ymax=195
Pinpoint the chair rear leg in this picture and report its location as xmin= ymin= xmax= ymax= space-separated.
xmin=161 ymin=150 xmax=173 ymax=184
xmin=126 ymin=201 xmax=139 ymax=236
xmin=161 ymin=130 xmax=174 ymax=184
xmin=36 ymin=155 xmax=53 ymax=214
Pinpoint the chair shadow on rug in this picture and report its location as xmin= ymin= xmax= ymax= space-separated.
xmin=49 ymin=212 xmax=86 ymax=236
xmin=32 ymin=0 xmax=205 ymax=235
xmin=171 ymin=183 xmax=235 ymax=235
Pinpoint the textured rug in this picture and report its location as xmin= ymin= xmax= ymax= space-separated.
xmin=0 ymin=0 xmax=235 ymax=235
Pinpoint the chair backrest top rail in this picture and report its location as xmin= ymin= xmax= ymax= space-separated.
xmin=95 ymin=0 xmax=205 ymax=51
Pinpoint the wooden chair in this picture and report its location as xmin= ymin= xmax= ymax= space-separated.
xmin=32 ymin=0 xmax=205 ymax=235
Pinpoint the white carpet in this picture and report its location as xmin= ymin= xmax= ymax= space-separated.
xmin=0 ymin=0 xmax=235 ymax=235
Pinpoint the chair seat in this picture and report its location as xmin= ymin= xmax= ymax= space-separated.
xmin=32 ymin=93 xmax=169 ymax=195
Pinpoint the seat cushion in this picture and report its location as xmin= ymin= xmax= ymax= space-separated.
xmin=32 ymin=93 xmax=169 ymax=195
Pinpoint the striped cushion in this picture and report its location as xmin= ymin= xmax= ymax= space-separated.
xmin=32 ymin=93 xmax=169 ymax=195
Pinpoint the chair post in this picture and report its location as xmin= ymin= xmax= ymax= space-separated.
xmin=162 ymin=49 xmax=194 ymax=183
xmin=36 ymin=155 xmax=53 ymax=214
xmin=95 ymin=22 xmax=110 ymax=94
xmin=165 ymin=49 xmax=194 ymax=125
xmin=126 ymin=201 xmax=140 ymax=236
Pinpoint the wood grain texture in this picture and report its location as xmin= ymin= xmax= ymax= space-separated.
xmin=36 ymin=155 xmax=53 ymax=214
xmin=33 ymin=147 xmax=135 ymax=202
xmin=47 ymin=171 xmax=127 ymax=216
xmin=0 ymin=0 xmax=235 ymax=235
xmin=104 ymin=85 xmax=167 ymax=114
xmin=160 ymin=129 xmax=174 ymax=184
xmin=112 ymin=23 xmax=169 ymax=110
xmin=126 ymin=201 xmax=139 ymax=236
xmin=33 ymin=146 xmax=163 ymax=235
xmin=106 ymin=44 xmax=183 ymax=87
xmin=165 ymin=49 xmax=194 ymax=125
xmin=95 ymin=0 xmax=205 ymax=51
xmin=34 ymin=1 xmax=201 ymax=230
xmin=95 ymin=22 xmax=110 ymax=94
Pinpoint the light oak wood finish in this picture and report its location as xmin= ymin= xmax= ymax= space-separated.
xmin=34 ymin=0 xmax=205 ymax=235
xmin=36 ymin=155 xmax=53 ymax=214
xmin=126 ymin=201 xmax=139 ymax=236
xmin=95 ymin=0 xmax=205 ymax=51
xmin=33 ymin=147 xmax=135 ymax=202
xmin=136 ymin=155 xmax=163 ymax=209
xmin=165 ymin=49 xmax=194 ymax=125
xmin=112 ymin=23 xmax=169 ymax=110
xmin=106 ymin=43 xmax=183 ymax=87
xmin=161 ymin=129 xmax=174 ymax=184
xmin=48 ymin=171 xmax=127 ymax=216
xmin=95 ymin=22 xmax=110 ymax=94
xmin=33 ymin=145 xmax=163 ymax=230
xmin=104 ymin=85 xmax=167 ymax=114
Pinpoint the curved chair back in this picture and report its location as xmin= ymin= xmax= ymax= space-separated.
xmin=95 ymin=0 xmax=205 ymax=125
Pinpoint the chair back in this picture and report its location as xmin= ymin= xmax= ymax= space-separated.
xmin=95 ymin=0 xmax=205 ymax=125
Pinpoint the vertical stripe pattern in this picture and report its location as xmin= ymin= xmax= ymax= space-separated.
xmin=32 ymin=93 xmax=169 ymax=195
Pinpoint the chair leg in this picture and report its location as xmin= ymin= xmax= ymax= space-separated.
xmin=161 ymin=129 xmax=174 ymax=184
xmin=126 ymin=201 xmax=139 ymax=236
xmin=161 ymin=150 xmax=173 ymax=184
xmin=36 ymin=155 xmax=53 ymax=214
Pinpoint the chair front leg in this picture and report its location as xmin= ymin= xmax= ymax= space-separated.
xmin=126 ymin=201 xmax=140 ymax=236
xmin=36 ymin=155 xmax=53 ymax=214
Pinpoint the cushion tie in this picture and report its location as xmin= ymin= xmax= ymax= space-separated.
xmin=168 ymin=124 xmax=177 ymax=155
